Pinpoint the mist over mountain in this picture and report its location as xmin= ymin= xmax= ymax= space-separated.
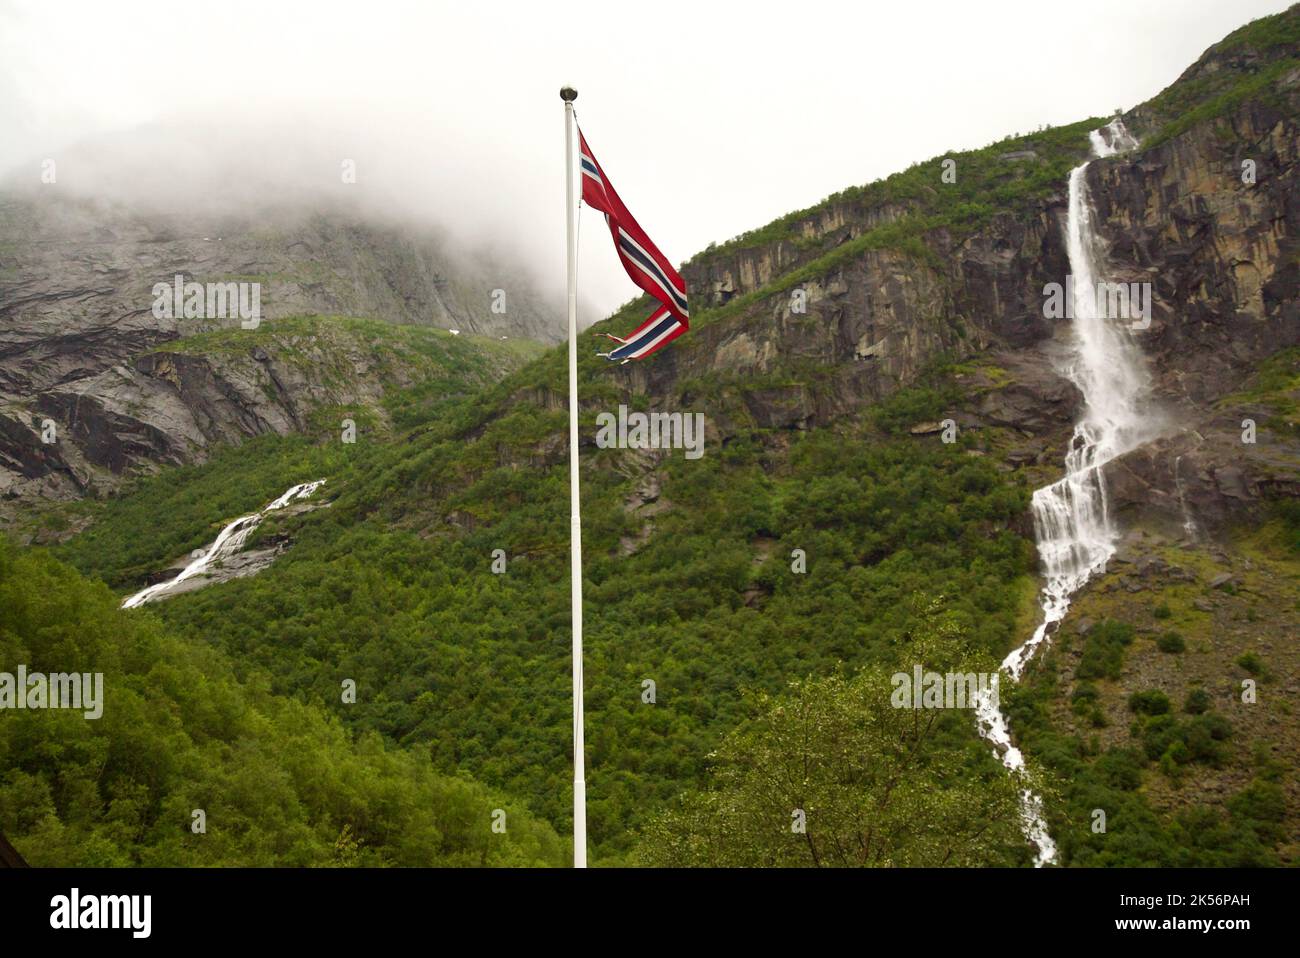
xmin=2 ymin=110 xmax=579 ymax=324
xmin=0 ymin=93 xmax=605 ymax=325
xmin=0 ymin=110 xmax=585 ymax=506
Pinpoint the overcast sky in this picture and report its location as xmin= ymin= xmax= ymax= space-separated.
xmin=0 ymin=0 xmax=1290 ymax=321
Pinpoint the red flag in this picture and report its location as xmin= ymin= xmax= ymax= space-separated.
xmin=579 ymin=129 xmax=689 ymax=361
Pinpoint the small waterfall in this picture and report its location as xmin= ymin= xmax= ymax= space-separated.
xmin=975 ymin=118 xmax=1153 ymax=866
xmin=1174 ymin=455 xmax=1201 ymax=542
xmin=122 ymin=480 xmax=325 ymax=609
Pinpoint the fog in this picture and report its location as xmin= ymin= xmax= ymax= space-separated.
xmin=0 ymin=0 xmax=1289 ymax=325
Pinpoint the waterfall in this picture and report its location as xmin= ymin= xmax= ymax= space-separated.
xmin=1175 ymin=455 xmax=1201 ymax=542
xmin=122 ymin=479 xmax=326 ymax=609
xmin=975 ymin=118 xmax=1152 ymax=866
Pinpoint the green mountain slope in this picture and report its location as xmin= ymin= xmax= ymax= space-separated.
xmin=114 ymin=376 xmax=1041 ymax=863
xmin=0 ymin=539 xmax=564 ymax=866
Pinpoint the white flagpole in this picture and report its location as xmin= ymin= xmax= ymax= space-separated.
xmin=560 ymin=85 xmax=587 ymax=869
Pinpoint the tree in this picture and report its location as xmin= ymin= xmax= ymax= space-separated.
xmin=636 ymin=622 xmax=1026 ymax=867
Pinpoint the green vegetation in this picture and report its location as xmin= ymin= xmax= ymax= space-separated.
xmin=1184 ymin=687 xmax=1212 ymax=715
xmin=52 ymin=372 xmax=1037 ymax=862
xmin=1138 ymin=6 xmax=1300 ymax=147
xmin=1156 ymin=631 xmax=1186 ymax=654
xmin=0 ymin=539 xmax=563 ymax=866
xmin=53 ymin=434 xmax=350 ymax=590
xmin=1005 ymin=660 xmax=1280 ymax=866
xmin=1076 ymin=620 xmax=1134 ymax=681
xmin=1013 ymin=504 xmax=1300 ymax=867
xmin=636 ymin=621 xmax=1027 ymax=867
xmin=148 ymin=314 xmax=544 ymax=431
xmin=1138 ymin=710 xmax=1233 ymax=771
xmin=1218 ymin=346 xmax=1299 ymax=439
xmin=686 ymin=118 xmax=1103 ymax=270
xmin=1143 ymin=57 xmax=1299 ymax=149
xmin=1070 ymin=683 xmax=1105 ymax=728
xmin=1128 ymin=690 xmax=1171 ymax=716
xmin=1277 ymin=500 xmax=1300 ymax=554
xmin=664 ymin=118 xmax=1106 ymax=347
xmin=1217 ymin=4 xmax=1300 ymax=52
xmin=46 ymin=314 xmax=550 ymax=584
xmin=1235 ymin=651 xmax=1271 ymax=680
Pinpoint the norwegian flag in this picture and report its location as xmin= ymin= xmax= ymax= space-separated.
xmin=579 ymin=129 xmax=689 ymax=362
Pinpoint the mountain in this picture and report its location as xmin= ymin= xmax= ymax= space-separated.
xmin=0 ymin=190 xmax=561 ymax=513
xmin=0 ymin=538 xmax=565 ymax=866
xmin=2 ymin=6 xmax=1297 ymax=867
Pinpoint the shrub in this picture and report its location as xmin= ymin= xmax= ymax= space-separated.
xmin=1184 ymin=714 xmax=1234 ymax=764
xmin=1184 ymin=687 xmax=1212 ymax=715
xmin=1077 ymin=620 xmax=1134 ymax=680
xmin=1228 ymin=781 xmax=1286 ymax=842
xmin=1129 ymin=690 xmax=1172 ymax=715
xmin=1236 ymin=652 xmax=1269 ymax=678
xmin=1070 ymin=683 xmax=1100 ymax=715
xmin=1140 ymin=711 xmax=1232 ymax=767
xmin=1156 ymin=631 xmax=1186 ymax=653
xmin=1095 ymin=747 xmax=1145 ymax=791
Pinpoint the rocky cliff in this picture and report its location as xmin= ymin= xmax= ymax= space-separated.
xmin=1093 ymin=60 xmax=1299 ymax=534
xmin=0 ymin=191 xmax=561 ymax=509
xmin=578 ymin=12 xmax=1299 ymax=540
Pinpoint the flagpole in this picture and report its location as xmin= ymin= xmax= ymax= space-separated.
xmin=560 ymin=84 xmax=587 ymax=869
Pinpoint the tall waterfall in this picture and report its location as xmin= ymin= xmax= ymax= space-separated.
xmin=975 ymin=119 xmax=1152 ymax=866
xmin=122 ymin=479 xmax=326 ymax=609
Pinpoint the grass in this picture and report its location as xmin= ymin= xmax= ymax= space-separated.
xmin=1144 ymin=57 xmax=1300 ymax=149
xmin=685 ymin=118 xmax=1103 ymax=269
xmin=1137 ymin=6 xmax=1299 ymax=147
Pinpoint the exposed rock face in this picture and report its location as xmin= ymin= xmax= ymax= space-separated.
xmin=0 ymin=192 xmax=561 ymax=507
xmin=591 ymin=37 xmax=1298 ymax=540
xmin=686 ymin=201 xmax=910 ymax=306
xmin=0 ymin=316 xmax=541 ymax=516
xmin=1090 ymin=71 xmax=1300 ymax=533
xmin=1095 ymin=101 xmax=1298 ymax=405
xmin=39 ymin=337 xmax=370 ymax=475
xmin=598 ymin=206 xmax=1073 ymax=441
xmin=0 ymin=195 xmax=562 ymax=383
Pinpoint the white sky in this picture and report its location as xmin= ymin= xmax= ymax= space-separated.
xmin=0 ymin=0 xmax=1289 ymax=320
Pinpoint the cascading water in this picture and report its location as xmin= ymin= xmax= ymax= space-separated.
xmin=1175 ymin=455 xmax=1201 ymax=542
xmin=122 ymin=479 xmax=326 ymax=609
xmin=975 ymin=119 xmax=1153 ymax=866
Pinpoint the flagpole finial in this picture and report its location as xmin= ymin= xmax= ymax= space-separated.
xmin=560 ymin=86 xmax=578 ymax=102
